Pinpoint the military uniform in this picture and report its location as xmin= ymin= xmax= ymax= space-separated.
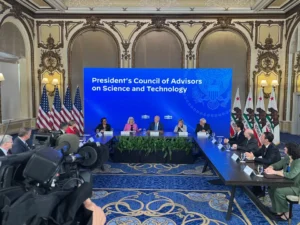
xmin=269 ymin=156 xmax=300 ymax=213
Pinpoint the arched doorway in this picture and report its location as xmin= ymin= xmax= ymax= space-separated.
xmin=0 ymin=21 xmax=32 ymax=121
xmin=197 ymin=29 xmax=249 ymax=106
xmin=69 ymin=28 xmax=119 ymax=97
xmin=133 ymin=29 xmax=183 ymax=68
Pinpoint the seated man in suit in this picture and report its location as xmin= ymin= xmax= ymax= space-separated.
xmin=11 ymin=127 xmax=32 ymax=154
xmin=0 ymin=135 xmax=13 ymax=156
xmin=224 ymin=121 xmax=245 ymax=146
xmin=246 ymin=132 xmax=281 ymax=197
xmin=195 ymin=118 xmax=212 ymax=135
xmin=148 ymin=115 xmax=164 ymax=132
xmin=232 ymin=129 xmax=259 ymax=152
xmin=245 ymin=132 xmax=281 ymax=165
xmin=95 ymin=117 xmax=112 ymax=133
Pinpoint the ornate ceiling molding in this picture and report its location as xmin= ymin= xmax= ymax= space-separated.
xmin=186 ymin=41 xmax=195 ymax=61
xmin=65 ymin=21 xmax=83 ymax=39
xmin=121 ymin=41 xmax=131 ymax=60
xmin=214 ymin=17 xmax=235 ymax=28
xmin=204 ymin=0 xmax=256 ymax=10
xmin=148 ymin=17 xmax=169 ymax=29
xmin=36 ymin=20 xmax=64 ymax=49
xmin=255 ymin=20 xmax=284 ymax=50
xmin=84 ymin=16 xmax=103 ymax=29
xmin=235 ymin=21 xmax=254 ymax=39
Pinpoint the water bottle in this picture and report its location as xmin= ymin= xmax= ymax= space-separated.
xmin=143 ymin=128 xmax=146 ymax=135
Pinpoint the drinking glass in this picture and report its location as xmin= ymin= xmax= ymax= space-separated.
xmin=240 ymin=153 xmax=246 ymax=163
xmin=226 ymin=144 xmax=231 ymax=152
xmin=218 ymin=137 xmax=222 ymax=144
xmin=212 ymin=132 xmax=216 ymax=139
xmin=257 ymin=165 xmax=264 ymax=177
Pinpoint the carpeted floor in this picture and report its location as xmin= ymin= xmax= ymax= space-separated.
xmin=92 ymin=134 xmax=300 ymax=225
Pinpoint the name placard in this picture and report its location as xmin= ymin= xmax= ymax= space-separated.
xmin=79 ymin=142 xmax=84 ymax=147
xmin=96 ymin=142 xmax=101 ymax=147
xmin=244 ymin=165 xmax=253 ymax=176
xmin=88 ymin=137 xmax=94 ymax=142
xmin=217 ymin=144 xmax=223 ymax=150
xmin=103 ymin=131 xmax=113 ymax=136
xmin=121 ymin=131 xmax=130 ymax=136
xmin=231 ymin=153 xmax=239 ymax=161
xmin=212 ymin=139 xmax=217 ymax=144
xmin=150 ymin=131 xmax=159 ymax=136
xmin=197 ymin=132 xmax=207 ymax=138
xmin=179 ymin=132 xmax=188 ymax=137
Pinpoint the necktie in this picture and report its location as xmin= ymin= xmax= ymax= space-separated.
xmin=155 ymin=123 xmax=158 ymax=131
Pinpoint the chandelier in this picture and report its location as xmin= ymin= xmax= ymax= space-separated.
xmin=205 ymin=0 xmax=256 ymax=9
xmin=139 ymin=0 xmax=179 ymax=8
xmin=63 ymin=0 xmax=113 ymax=8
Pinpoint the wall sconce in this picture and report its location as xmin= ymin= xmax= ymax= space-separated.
xmin=42 ymin=77 xmax=59 ymax=96
xmin=0 ymin=73 xmax=5 ymax=123
xmin=260 ymin=79 xmax=279 ymax=99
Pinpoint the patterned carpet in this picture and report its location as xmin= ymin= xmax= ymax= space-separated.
xmin=92 ymin=156 xmax=300 ymax=225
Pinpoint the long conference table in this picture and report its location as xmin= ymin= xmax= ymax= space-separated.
xmin=86 ymin=132 xmax=294 ymax=220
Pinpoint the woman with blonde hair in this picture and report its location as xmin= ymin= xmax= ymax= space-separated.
xmin=123 ymin=117 xmax=140 ymax=132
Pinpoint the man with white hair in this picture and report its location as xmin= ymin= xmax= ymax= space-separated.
xmin=232 ymin=129 xmax=259 ymax=152
xmin=195 ymin=118 xmax=212 ymax=134
xmin=0 ymin=135 xmax=13 ymax=156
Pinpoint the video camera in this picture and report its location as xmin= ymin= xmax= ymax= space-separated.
xmin=0 ymin=134 xmax=109 ymax=225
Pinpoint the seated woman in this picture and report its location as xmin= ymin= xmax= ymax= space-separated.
xmin=66 ymin=120 xmax=79 ymax=136
xmin=123 ymin=117 xmax=140 ymax=132
xmin=174 ymin=119 xmax=187 ymax=132
xmin=264 ymin=143 xmax=300 ymax=221
xmin=95 ymin=117 xmax=112 ymax=133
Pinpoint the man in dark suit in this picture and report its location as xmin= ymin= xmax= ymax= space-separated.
xmin=11 ymin=127 xmax=32 ymax=154
xmin=246 ymin=132 xmax=281 ymax=197
xmin=148 ymin=115 xmax=164 ymax=132
xmin=224 ymin=121 xmax=245 ymax=146
xmin=195 ymin=118 xmax=212 ymax=134
xmin=246 ymin=132 xmax=281 ymax=165
xmin=232 ymin=129 xmax=259 ymax=152
xmin=0 ymin=135 xmax=13 ymax=156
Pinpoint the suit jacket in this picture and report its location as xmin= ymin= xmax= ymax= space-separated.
xmin=272 ymin=156 xmax=300 ymax=193
xmin=237 ymin=137 xmax=259 ymax=152
xmin=0 ymin=149 xmax=6 ymax=157
xmin=148 ymin=122 xmax=164 ymax=131
xmin=253 ymin=143 xmax=281 ymax=166
xmin=11 ymin=137 xmax=30 ymax=154
xmin=95 ymin=124 xmax=112 ymax=132
xmin=229 ymin=130 xmax=246 ymax=146
xmin=195 ymin=123 xmax=212 ymax=134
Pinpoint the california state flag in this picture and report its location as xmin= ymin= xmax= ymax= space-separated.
xmin=266 ymin=89 xmax=280 ymax=144
xmin=254 ymin=88 xmax=267 ymax=146
xmin=243 ymin=89 xmax=254 ymax=130
xmin=230 ymin=88 xmax=242 ymax=136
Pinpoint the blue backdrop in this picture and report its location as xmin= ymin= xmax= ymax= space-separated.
xmin=84 ymin=68 xmax=232 ymax=137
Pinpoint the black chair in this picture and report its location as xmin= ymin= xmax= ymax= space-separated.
xmin=286 ymin=195 xmax=300 ymax=225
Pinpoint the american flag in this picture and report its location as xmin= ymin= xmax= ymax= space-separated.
xmin=61 ymin=86 xmax=73 ymax=122
xmin=36 ymin=86 xmax=52 ymax=130
xmin=72 ymin=86 xmax=84 ymax=136
xmin=51 ymin=87 xmax=63 ymax=130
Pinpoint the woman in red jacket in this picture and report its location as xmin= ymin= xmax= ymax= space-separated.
xmin=66 ymin=120 xmax=79 ymax=136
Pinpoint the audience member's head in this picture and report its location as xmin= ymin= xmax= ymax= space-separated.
xmin=37 ymin=128 xmax=50 ymax=134
xmin=0 ymin=135 xmax=13 ymax=150
xmin=154 ymin=116 xmax=160 ymax=123
xmin=244 ymin=129 xmax=254 ymax=139
xmin=18 ymin=128 xmax=32 ymax=141
xmin=200 ymin=118 xmax=206 ymax=126
xmin=235 ymin=121 xmax=244 ymax=132
xmin=285 ymin=143 xmax=298 ymax=156
xmin=263 ymin=132 xmax=274 ymax=145
xmin=60 ymin=122 xmax=68 ymax=131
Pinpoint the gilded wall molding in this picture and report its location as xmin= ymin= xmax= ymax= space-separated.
xmin=36 ymin=20 xmax=64 ymax=49
xmin=148 ymin=17 xmax=169 ymax=30
xmin=255 ymin=20 xmax=284 ymax=50
xmin=214 ymin=17 xmax=235 ymax=28
xmin=235 ymin=21 xmax=254 ymax=40
xmin=84 ymin=16 xmax=103 ymax=29
xmin=104 ymin=20 xmax=147 ymax=41
xmin=186 ymin=41 xmax=195 ymax=61
xmin=285 ymin=14 xmax=296 ymax=38
xmin=65 ymin=21 xmax=83 ymax=40
xmin=23 ymin=16 xmax=34 ymax=37
xmin=121 ymin=41 xmax=130 ymax=60
xmin=0 ymin=2 xmax=9 ymax=14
